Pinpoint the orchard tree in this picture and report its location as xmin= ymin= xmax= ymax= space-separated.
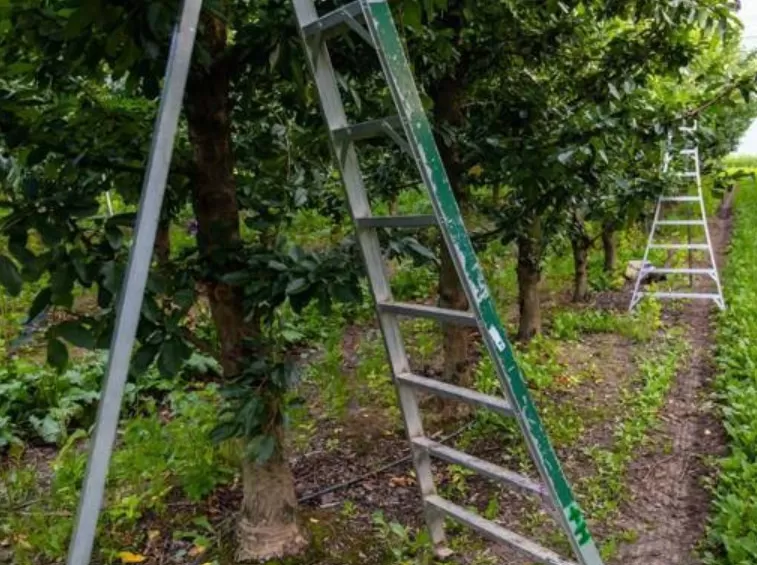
xmin=465 ymin=0 xmax=740 ymax=338
xmin=0 ymin=0 xmax=368 ymax=559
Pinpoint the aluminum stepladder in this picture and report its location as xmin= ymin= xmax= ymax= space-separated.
xmin=66 ymin=2 xmax=202 ymax=564
xmin=629 ymin=122 xmax=725 ymax=311
xmin=293 ymin=2 xmax=602 ymax=564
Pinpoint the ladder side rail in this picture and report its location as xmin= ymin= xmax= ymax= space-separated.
xmin=66 ymin=3 xmax=203 ymax=564
xmin=693 ymin=143 xmax=726 ymax=309
xmin=291 ymin=0 xmax=446 ymax=549
xmin=358 ymin=3 xmax=602 ymax=563
xmin=629 ymin=194 xmax=664 ymax=311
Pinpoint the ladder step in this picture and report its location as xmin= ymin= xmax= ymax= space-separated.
xmin=356 ymin=215 xmax=436 ymax=229
xmin=396 ymin=372 xmax=513 ymax=416
xmin=424 ymin=496 xmax=576 ymax=565
xmin=302 ymin=1 xmax=362 ymax=38
xmin=412 ymin=437 xmax=545 ymax=497
xmin=679 ymin=148 xmax=697 ymax=156
xmin=660 ymin=196 xmax=699 ymax=202
xmin=675 ymin=172 xmax=698 ymax=178
xmin=333 ymin=116 xmax=402 ymax=142
xmin=641 ymin=267 xmax=714 ymax=275
xmin=649 ymin=243 xmax=709 ymax=250
xmin=636 ymin=292 xmax=723 ymax=301
xmin=377 ymin=302 xmax=478 ymax=327
xmin=656 ymin=220 xmax=705 ymax=226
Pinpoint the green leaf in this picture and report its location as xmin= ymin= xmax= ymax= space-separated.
xmin=158 ymin=338 xmax=190 ymax=377
xmin=246 ymin=435 xmax=276 ymax=464
xmin=0 ymin=255 xmax=22 ymax=296
xmin=130 ymin=343 xmax=159 ymax=376
xmin=47 ymin=338 xmax=69 ymax=372
xmin=63 ymin=5 xmax=95 ymax=38
xmin=29 ymin=415 xmax=62 ymax=444
xmin=557 ymin=150 xmax=575 ymax=165
xmin=210 ymin=422 xmax=240 ymax=444
xmin=286 ymin=278 xmax=308 ymax=295
xmin=26 ymin=147 xmax=48 ymax=167
xmin=105 ymin=225 xmax=123 ymax=250
xmin=27 ymin=287 xmax=52 ymax=322
xmin=174 ymin=288 xmax=195 ymax=310
xmin=55 ymin=321 xmax=95 ymax=349
xmin=404 ymin=0 xmax=422 ymax=29
xmin=222 ymin=271 xmax=250 ymax=285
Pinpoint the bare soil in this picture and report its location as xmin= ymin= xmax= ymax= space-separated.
xmin=612 ymin=213 xmax=731 ymax=565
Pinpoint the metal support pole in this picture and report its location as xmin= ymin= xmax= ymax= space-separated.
xmin=66 ymin=3 xmax=202 ymax=564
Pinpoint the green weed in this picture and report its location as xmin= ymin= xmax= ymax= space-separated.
xmin=550 ymin=299 xmax=661 ymax=342
xmin=2 ymin=385 xmax=234 ymax=564
xmin=580 ymin=334 xmax=687 ymax=520
xmin=703 ymin=183 xmax=757 ymax=565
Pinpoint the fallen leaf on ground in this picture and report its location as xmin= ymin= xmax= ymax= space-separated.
xmin=117 ymin=551 xmax=147 ymax=563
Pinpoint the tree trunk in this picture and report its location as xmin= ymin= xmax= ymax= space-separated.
xmin=184 ymin=11 xmax=306 ymax=561
xmin=236 ymin=439 xmax=307 ymax=561
xmin=601 ymin=221 xmax=616 ymax=273
xmin=432 ymin=75 xmax=471 ymax=387
xmin=571 ymin=234 xmax=590 ymax=303
xmin=517 ymin=217 xmax=542 ymax=341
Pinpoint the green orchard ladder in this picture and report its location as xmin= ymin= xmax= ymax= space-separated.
xmin=292 ymin=1 xmax=603 ymax=564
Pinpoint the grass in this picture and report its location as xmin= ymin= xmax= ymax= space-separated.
xmin=703 ymin=182 xmax=757 ymax=565
xmin=2 ymin=386 xmax=235 ymax=564
xmin=581 ymin=332 xmax=687 ymax=523
xmin=722 ymin=154 xmax=757 ymax=170
xmin=0 ymin=181 xmax=714 ymax=564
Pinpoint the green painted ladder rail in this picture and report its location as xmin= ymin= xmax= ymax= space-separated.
xmin=292 ymin=1 xmax=604 ymax=564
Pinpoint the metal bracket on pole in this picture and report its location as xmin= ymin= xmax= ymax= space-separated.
xmin=66 ymin=3 xmax=202 ymax=564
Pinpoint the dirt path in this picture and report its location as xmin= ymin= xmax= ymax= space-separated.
xmin=614 ymin=213 xmax=731 ymax=565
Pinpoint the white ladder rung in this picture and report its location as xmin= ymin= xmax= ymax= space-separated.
xmin=377 ymin=301 xmax=478 ymax=326
xmin=656 ymin=220 xmax=705 ymax=226
xmin=396 ymin=372 xmax=513 ymax=416
xmin=333 ymin=115 xmax=402 ymax=142
xmin=679 ymin=148 xmax=697 ymax=156
xmin=413 ymin=437 xmax=546 ymax=497
xmin=424 ymin=496 xmax=577 ymax=565
xmin=649 ymin=243 xmax=709 ymax=250
xmin=660 ymin=196 xmax=699 ymax=202
xmin=356 ymin=215 xmax=436 ymax=229
xmin=641 ymin=268 xmax=714 ymax=275
xmin=675 ymin=172 xmax=698 ymax=178
xmin=302 ymin=0 xmax=362 ymax=38
xmin=636 ymin=292 xmax=722 ymax=300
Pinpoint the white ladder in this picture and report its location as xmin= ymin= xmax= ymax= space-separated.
xmin=629 ymin=122 xmax=725 ymax=311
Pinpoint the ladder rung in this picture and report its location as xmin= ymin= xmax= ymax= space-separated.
xmin=679 ymin=148 xmax=697 ymax=156
xmin=377 ymin=302 xmax=478 ymax=327
xmin=412 ymin=437 xmax=545 ymax=497
xmin=356 ymin=215 xmax=436 ymax=229
xmin=641 ymin=268 xmax=714 ymax=275
xmin=636 ymin=292 xmax=722 ymax=301
xmin=302 ymin=1 xmax=362 ymax=38
xmin=649 ymin=243 xmax=709 ymax=250
xmin=333 ymin=116 xmax=402 ymax=142
xmin=424 ymin=496 xmax=576 ymax=565
xmin=675 ymin=172 xmax=698 ymax=178
xmin=396 ymin=372 xmax=513 ymax=416
xmin=660 ymin=196 xmax=699 ymax=202
xmin=656 ymin=220 xmax=705 ymax=226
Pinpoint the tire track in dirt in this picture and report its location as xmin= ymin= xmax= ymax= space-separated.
xmin=614 ymin=213 xmax=731 ymax=565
